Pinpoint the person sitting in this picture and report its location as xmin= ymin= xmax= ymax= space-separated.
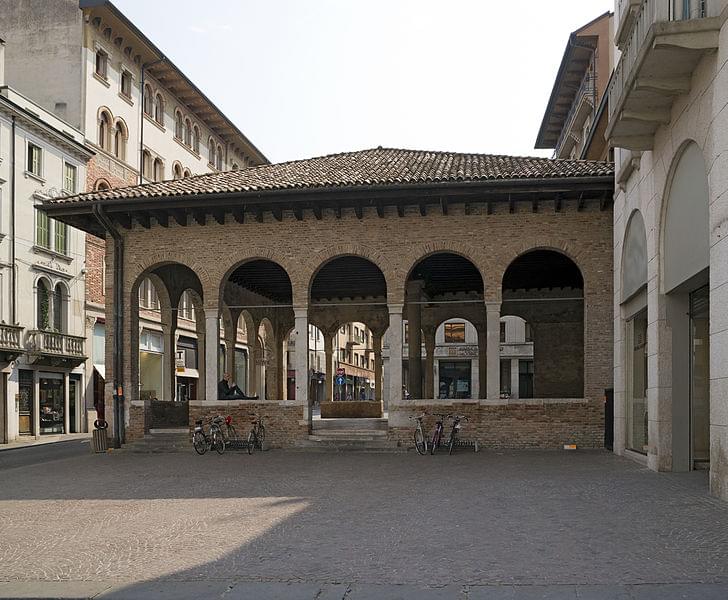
xmin=218 ymin=373 xmax=258 ymax=400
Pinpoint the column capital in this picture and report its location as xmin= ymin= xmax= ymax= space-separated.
xmin=204 ymin=308 xmax=219 ymax=319
xmin=485 ymin=301 xmax=501 ymax=312
xmin=387 ymin=303 xmax=404 ymax=315
xmin=293 ymin=307 xmax=308 ymax=320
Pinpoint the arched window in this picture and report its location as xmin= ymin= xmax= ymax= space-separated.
xmin=113 ymin=119 xmax=127 ymax=161
xmin=208 ymin=137 xmax=215 ymax=165
xmin=142 ymin=150 xmax=152 ymax=180
xmin=98 ymin=110 xmax=112 ymax=150
xmin=175 ymin=111 xmax=183 ymax=140
xmin=184 ymin=118 xmax=192 ymax=146
xmin=173 ymin=162 xmax=183 ymax=180
xmin=192 ymin=126 xmax=200 ymax=154
xmin=182 ymin=168 xmax=192 ymax=178
xmin=53 ymin=283 xmax=66 ymax=332
xmin=231 ymin=162 xmax=239 ymax=171
xmin=153 ymin=158 xmax=164 ymax=182
xmin=37 ymin=279 xmax=51 ymax=330
xmin=143 ymin=84 xmax=154 ymax=116
xmin=95 ymin=179 xmax=111 ymax=191
xmin=216 ymin=145 xmax=223 ymax=170
xmin=154 ymin=94 xmax=164 ymax=125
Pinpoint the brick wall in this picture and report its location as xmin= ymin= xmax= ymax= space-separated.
xmin=85 ymin=234 xmax=106 ymax=305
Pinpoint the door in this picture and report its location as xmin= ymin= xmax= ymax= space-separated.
xmin=18 ymin=370 xmax=34 ymax=435
xmin=69 ymin=375 xmax=81 ymax=434
xmin=690 ymin=286 xmax=710 ymax=467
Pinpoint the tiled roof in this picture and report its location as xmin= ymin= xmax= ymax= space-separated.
xmin=48 ymin=147 xmax=614 ymax=205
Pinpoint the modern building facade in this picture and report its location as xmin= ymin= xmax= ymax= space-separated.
xmin=0 ymin=68 xmax=93 ymax=442
xmin=536 ymin=11 xmax=615 ymax=161
xmin=608 ymin=0 xmax=728 ymax=500
xmin=0 ymin=0 xmax=267 ymax=430
xmin=41 ymin=147 xmax=614 ymax=451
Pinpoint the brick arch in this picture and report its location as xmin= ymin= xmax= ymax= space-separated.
xmin=305 ymin=243 xmax=396 ymax=305
xmin=399 ymin=241 xmax=489 ymax=303
xmin=127 ymin=251 xmax=213 ymax=306
xmin=494 ymin=238 xmax=588 ymax=299
xmin=214 ymin=249 xmax=297 ymax=309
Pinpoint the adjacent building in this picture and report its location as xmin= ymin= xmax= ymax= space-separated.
xmin=536 ymin=11 xmax=615 ymax=161
xmin=0 ymin=49 xmax=93 ymax=441
xmin=607 ymin=0 xmax=728 ymax=501
xmin=0 ymin=0 xmax=267 ymax=431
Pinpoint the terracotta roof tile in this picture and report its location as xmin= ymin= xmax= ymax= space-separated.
xmin=49 ymin=147 xmax=614 ymax=205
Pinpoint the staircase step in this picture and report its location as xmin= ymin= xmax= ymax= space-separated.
xmin=313 ymin=418 xmax=388 ymax=431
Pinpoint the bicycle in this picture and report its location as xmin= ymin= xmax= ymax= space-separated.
xmin=247 ymin=413 xmax=267 ymax=454
xmin=192 ymin=415 xmax=226 ymax=455
xmin=446 ymin=414 xmax=469 ymax=455
xmin=409 ymin=413 xmax=428 ymax=455
xmin=222 ymin=415 xmax=238 ymax=446
xmin=430 ymin=413 xmax=448 ymax=455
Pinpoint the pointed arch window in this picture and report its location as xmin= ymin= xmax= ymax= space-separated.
xmin=208 ymin=137 xmax=215 ymax=165
xmin=153 ymin=158 xmax=164 ymax=182
xmin=113 ymin=120 xmax=127 ymax=161
xmin=143 ymin=84 xmax=154 ymax=116
xmin=154 ymin=94 xmax=165 ymax=125
xmin=192 ymin=126 xmax=200 ymax=154
xmin=216 ymin=145 xmax=223 ymax=171
xmin=184 ymin=119 xmax=192 ymax=146
xmin=98 ymin=110 xmax=112 ymax=150
xmin=173 ymin=163 xmax=183 ymax=180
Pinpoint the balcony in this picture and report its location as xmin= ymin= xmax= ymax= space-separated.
xmin=607 ymin=0 xmax=725 ymax=151
xmin=26 ymin=330 xmax=86 ymax=367
xmin=0 ymin=324 xmax=24 ymax=362
xmin=554 ymin=72 xmax=597 ymax=158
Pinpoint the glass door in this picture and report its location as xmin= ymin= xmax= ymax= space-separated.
xmin=690 ymin=286 xmax=710 ymax=466
xmin=18 ymin=370 xmax=34 ymax=435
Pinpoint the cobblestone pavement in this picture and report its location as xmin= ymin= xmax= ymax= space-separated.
xmin=0 ymin=448 xmax=727 ymax=598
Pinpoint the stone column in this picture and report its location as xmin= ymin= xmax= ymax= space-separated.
xmin=388 ymin=305 xmax=404 ymax=406
xmin=294 ymin=308 xmax=310 ymax=424
xmin=486 ymin=302 xmax=501 ymax=401
xmin=204 ymin=308 xmax=219 ymax=402
xmin=248 ymin=320 xmax=260 ymax=396
xmin=324 ymin=332 xmax=334 ymax=402
xmin=223 ymin=314 xmax=238 ymax=381
xmin=373 ymin=333 xmax=383 ymax=403
xmin=33 ymin=370 xmax=40 ymax=439
xmin=275 ymin=331 xmax=286 ymax=400
xmin=477 ymin=325 xmax=487 ymax=400
xmin=424 ymin=329 xmax=436 ymax=399
xmin=510 ymin=358 xmax=520 ymax=400
xmin=406 ymin=281 xmax=423 ymax=398
xmin=63 ymin=372 xmax=70 ymax=434
xmin=162 ymin=309 xmax=177 ymax=401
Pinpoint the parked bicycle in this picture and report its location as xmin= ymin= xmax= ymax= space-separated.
xmin=429 ymin=413 xmax=448 ymax=455
xmin=446 ymin=414 xmax=469 ymax=455
xmin=222 ymin=415 xmax=238 ymax=446
xmin=409 ymin=413 xmax=428 ymax=455
xmin=192 ymin=415 xmax=226 ymax=455
xmin=247 ymin=413 xmax=267 ymax=454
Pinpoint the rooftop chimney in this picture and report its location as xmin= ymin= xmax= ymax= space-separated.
xmin=0 ymin=38 xmax=5 ymax=87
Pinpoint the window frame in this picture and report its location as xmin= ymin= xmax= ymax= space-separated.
xmin=27 ymin=142 xmax=43 ymax=177
xmin=95 ymin=49 xmax=108 ymax=79
xmin=444 ymin=322 xmax=466 ymax=344
xmin=120 ymin=69 xmax=132 ymax=98
xmin=63 ymin=162 xmax=77 ymax=195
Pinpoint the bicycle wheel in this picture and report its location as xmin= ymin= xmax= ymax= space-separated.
xmin=226 ymin=425 xmax=237 ymax=446
xmin=212 ymin=428 xmax=225 ymax=455
xmin=193 ymin=431 xmax=207 ymax=455
xmin=247 ymin=430 xmax=257 ymax=455
xmin=430 ymin=428 xmax=440 ymax=455
xmin=414 ymin=427 xmax=427 ymax=455
xmin=448 ymin=432 xmax=457 ymax=455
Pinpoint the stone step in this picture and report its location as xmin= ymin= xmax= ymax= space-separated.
xmin=294 ymin=436 xmax=405 ymax=453
xmin=123 ymin=432 xmax=192 ymax=453
xmin=311 ymin=429 xmax=388 ymax=439
xmin=313 ymin=418 xmax=388 ymax=431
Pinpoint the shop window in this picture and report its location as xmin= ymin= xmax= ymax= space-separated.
xmin=39 ymin=375 xmax=64 ymax=435
xmin=444 ymin=322 xmax=465 ymax=344
xmin=438 ymin=361 xmax=471 ymax=399
xmin=626 ymin=310 xmax=648 ymax=453
xmin=518 ymin=360 xmax=534 ymax=399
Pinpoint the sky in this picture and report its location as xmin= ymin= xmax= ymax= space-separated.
xmin=115 ymin=0 xmax=614 ymax=164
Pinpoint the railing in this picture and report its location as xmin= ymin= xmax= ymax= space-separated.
xmin=554 ymin=71 xmax=597 ymax=156
xmin=0 ymin=324 xmax=23 ymax=350
xmin=609 ymin=0 xmax=711 ymax=124
xmin=27 ymin=330 xmax=85 ymax=357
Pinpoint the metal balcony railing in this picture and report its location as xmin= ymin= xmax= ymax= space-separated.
xmin=0 ymin=324 xmax=23 ymax=351
xmin=27 ymin=330 xmax=85 ymax=357
xmin=555 ymin=71 xmax=597 ymax=156
xmin=609 ymin=0 xmax=711 ymax=125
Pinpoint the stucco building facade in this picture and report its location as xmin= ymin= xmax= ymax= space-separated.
xmin=608 ymin=0 xmax=728 ymax=500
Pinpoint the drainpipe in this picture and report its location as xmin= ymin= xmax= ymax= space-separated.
xmin=10 ymin=115 xmax=16 ymax=324
xmin=92 ymin=205 xmax=124 ymax=447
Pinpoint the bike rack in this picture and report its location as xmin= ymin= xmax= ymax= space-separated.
xmin=444 ymin=439 xmax=480 ymax=452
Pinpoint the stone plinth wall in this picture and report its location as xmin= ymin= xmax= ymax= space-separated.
xmin=189 ymin=402 xmax=307 ymax=448
xmin=389 ymin=400 xmax=603 ymax=450
xmin=320 ymin=401 xmax=382 ymax=418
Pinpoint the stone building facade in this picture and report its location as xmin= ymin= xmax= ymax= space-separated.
xmin=608 ymin=0 xmax=728 ymax=501
xmin=42 ymin=147 xmax=615 ymax=452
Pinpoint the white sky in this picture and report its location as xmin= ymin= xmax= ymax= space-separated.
xmin=115 ymin=0 xmax=614 ymax=163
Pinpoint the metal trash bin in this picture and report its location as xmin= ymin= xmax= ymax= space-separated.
xmin=92 ymin=420 xmax=109 ymax=453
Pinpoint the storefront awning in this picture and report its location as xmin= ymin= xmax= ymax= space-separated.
xmin=93 ymin=364 xmax=105 ymax=380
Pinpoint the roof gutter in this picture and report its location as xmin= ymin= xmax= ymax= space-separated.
xmin=92 ymin=204 xmax=125 ymax=448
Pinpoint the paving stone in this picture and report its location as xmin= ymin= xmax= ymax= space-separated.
xmin=347 ymin=584 xmax=464 ymax=599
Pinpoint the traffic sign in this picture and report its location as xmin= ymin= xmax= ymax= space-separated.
xmin=336 ymin=367 xmax=345 ymax=376
xmin=335 ymin=376 xmax=345 ymax=386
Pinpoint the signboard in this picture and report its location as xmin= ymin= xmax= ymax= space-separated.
xmin=336 ymin=367 xmax=346 ymax=376
xmin=335 ymin=376 xmax=345 ymax=386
